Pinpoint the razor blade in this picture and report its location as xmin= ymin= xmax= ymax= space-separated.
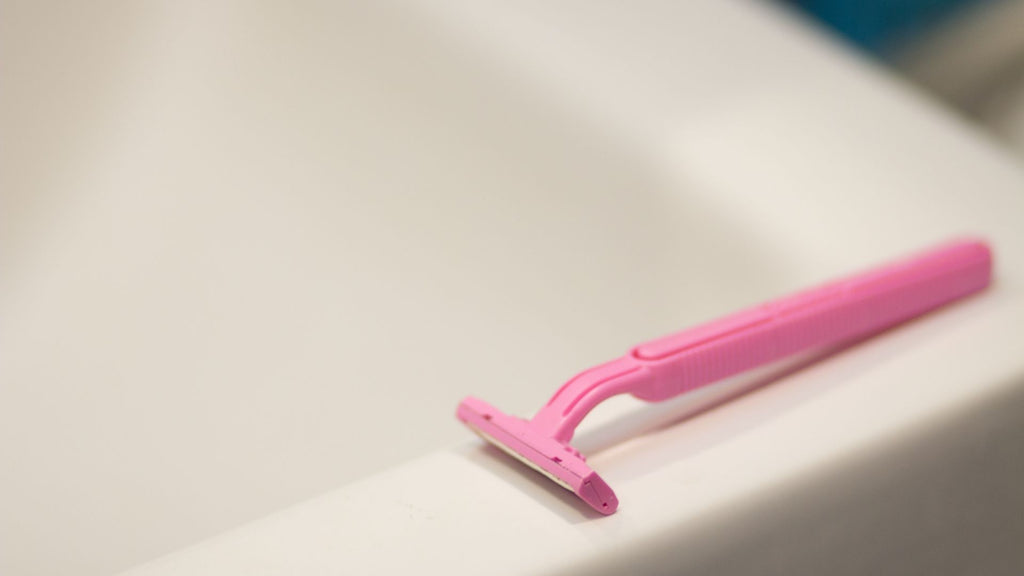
xmin=457 ymin=239 xmax=992 ymax=515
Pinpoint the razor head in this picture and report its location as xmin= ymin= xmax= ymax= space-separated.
xmin=457 ymin=396 xmax=618 ymax=515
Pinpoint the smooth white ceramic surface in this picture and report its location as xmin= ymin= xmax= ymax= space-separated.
xmin=2 ymin=1 xmax=1023 ymax=575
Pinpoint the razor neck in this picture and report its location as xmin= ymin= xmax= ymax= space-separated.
xmin=530 ymin=356 xmax=654 ymax=444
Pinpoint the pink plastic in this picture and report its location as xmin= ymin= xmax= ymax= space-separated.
xmin=457 ymin=239 xmax=993 ymax=515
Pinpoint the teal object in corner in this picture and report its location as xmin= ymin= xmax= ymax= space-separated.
xmin=791 ymin=0 xmax=989 ymax=52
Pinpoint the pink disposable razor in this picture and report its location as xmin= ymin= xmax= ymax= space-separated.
xmin=457 ymin=239 xmax=992 ymax=515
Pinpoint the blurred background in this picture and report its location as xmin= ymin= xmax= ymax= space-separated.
xmin=798 ymin=0 xmax=1024 ymax=155
xmin=2 ymin=1 xmax=1023 ymax=575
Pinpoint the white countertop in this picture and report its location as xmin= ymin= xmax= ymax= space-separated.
xmin=2 ymin=1 xmax=1023 ymax=575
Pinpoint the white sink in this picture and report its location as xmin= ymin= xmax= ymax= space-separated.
xmin=2 ymin=1 xmax=1023 ymax=575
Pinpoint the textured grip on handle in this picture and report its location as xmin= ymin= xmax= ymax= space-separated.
xmin=530 ymin=239 xmax=992 ymax=443
xmin=630 ymin=239 xmax=992 ymax=401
